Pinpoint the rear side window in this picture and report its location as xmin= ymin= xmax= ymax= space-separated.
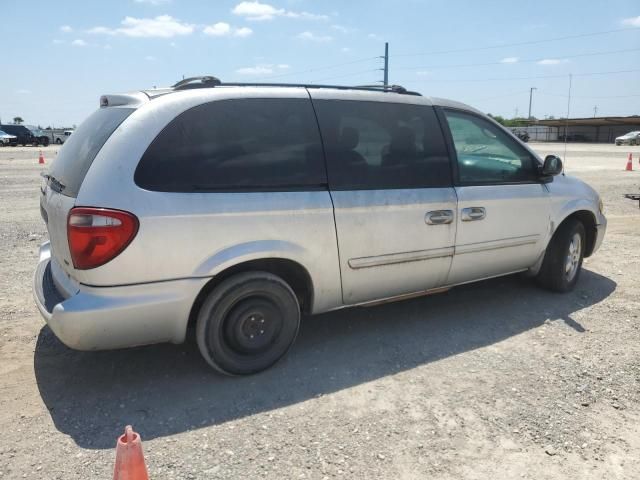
xmin=48 ymin=107 xmax=134 ymax=197
xmin=135 ymin=98 xmax=327 ymax=192
xmin=312 ymin=100 xmax=451 ymax=190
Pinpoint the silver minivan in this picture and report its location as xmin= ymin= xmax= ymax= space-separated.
xmin=33 ymin=77 xmax=606 ymax=375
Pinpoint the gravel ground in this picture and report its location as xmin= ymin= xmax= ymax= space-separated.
xmin=0 ymin=143 xmax=639 ymax=479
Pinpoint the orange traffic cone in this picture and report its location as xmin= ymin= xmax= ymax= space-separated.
xmin=625 ymin=153 xmax=633 ymax=171
xmin=113 ymin=425 xmax=149 ymax=480
xmin=38 ymin=151 xmax=45 ymax=165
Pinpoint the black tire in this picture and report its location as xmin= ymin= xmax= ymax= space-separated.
xmin=56 ymin=138 xmax=62 ymax=145
xmin=41 ymin=137 xmax=50 ymax=147
xmin=196 ymin=272 xmax=301 ymax=375
xmin=536 ymin=218 xmax=586 ymax=293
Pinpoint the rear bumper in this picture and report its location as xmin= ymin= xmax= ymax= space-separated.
xmin=33 ymin=242 xmax=207 ymax=351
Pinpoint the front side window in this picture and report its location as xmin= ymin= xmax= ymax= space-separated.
xmin=313 ymin=100 xmax=451 ymax=190
xmin=444 ymin=110 xmax=539 ymax=184
xmin=135 ymin=98 xmax=326 ymax=192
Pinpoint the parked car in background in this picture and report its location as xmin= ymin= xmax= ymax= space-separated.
xmin=0 ymin=124 xmax=48 ymax=146
xmin=0 ymin=129 xmax=17 ymax=146
xmin=33 ymin=78 xmax=606 ymax=375
xmin=53 ymin=130 xmax=74 ymax=144
xmin=511 ymin=129 xmax=530 ymax=142
xmin=25 ymin=126 xmax=51 ymax=147
xmin=615 ymin=131 xmax=640 ymax=146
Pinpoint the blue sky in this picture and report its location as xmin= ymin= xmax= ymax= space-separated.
xmin=1 ymin=0 xmax=638 ymax=127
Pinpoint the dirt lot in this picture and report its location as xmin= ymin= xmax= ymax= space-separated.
xmin=0 ymin=143 xmax=639 ymax=479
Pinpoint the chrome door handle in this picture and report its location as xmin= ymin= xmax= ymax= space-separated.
xmin=425 ymin=210 xmax=454 ymax=225
xmin=461 ymin=207 xmax=486 ymax=221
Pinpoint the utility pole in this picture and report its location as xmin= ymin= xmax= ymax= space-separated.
xmin=383 ymin=42 xmax=389 ymax=86
xmin=593 ymin=105 xmax=598 ymax=117
xmin=528 ymin=87 xmax=537 ymax=119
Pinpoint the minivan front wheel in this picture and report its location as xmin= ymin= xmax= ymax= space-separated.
xmin=196 ymin=272 xmax=300 ymax=375
xmin=537 ymin=218 xmax=586 ymax=292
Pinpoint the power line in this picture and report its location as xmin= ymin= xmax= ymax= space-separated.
xmin=394 ymin=47 xmax=640 ymax=71
xmin=310 ymin=68 xmax=381 ymax=83
xmin=393 ymin=27 xmax=639 ymax=57
xmin=251 ymin=56 xmax=379 ymax=81
xmin=536 ymin=91 xmax=640 ymax=99
xmin=395 ymin=68 xmax=640 ymax=84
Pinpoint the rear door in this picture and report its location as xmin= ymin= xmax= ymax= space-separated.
xmin=439 ymin=108 xmax=551 ymax=285
xmin=311 ymin=95 xmax=457 ymax=304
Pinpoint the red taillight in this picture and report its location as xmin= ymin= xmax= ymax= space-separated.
xmin=67 ymin=207 xmax=139 ymax=270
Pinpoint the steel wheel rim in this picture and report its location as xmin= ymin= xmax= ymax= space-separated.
xmin=565 ymin=233 xmax=582 ymax=281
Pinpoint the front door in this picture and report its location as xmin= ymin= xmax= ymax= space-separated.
xmin=440 ymin=109 xmax=551 ymax=285
xmin=311 ymin=95 xmax=457 ymax=304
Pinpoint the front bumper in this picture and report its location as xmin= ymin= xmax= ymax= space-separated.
xmin=33 ymin=242 xmax=207 ymax=351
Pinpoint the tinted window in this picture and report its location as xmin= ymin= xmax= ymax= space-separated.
xmin=135 ymin=98 xmax=327 ymax=192
xmin=48 ymin=107 xmax=134 ymax=197
xmin=312 ymin=100 xmax=451 ymax=190
xmin=444 ymin=110 xmax=539 ymax=184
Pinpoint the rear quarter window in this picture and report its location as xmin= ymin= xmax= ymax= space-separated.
xmin=134 ymin=98 xmax=327 ymax=192
xmin=48 ymin=107 xmax=134 ymax=197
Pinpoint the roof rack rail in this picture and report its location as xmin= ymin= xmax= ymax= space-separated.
xmin=353 ymin=84 xmax=421 ymax=96
xmin=173 ymin=76 xmax=222 ymax=90
xmin=169 ymin=77 xmax=422 ymax=96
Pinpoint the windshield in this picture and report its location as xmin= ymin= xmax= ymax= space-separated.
xmin=623 ymin=131 xmax=640 ymax=137
xmin=48 ymin=107 xmax=134 ymax=197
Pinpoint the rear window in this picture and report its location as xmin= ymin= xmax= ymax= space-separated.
xmin=313 ymin=100 xmax=451 ymax=190
xmin=49 ymin=107 xmax=134 ymax=197
xmin=134 ymin=98 xmax=327 ymax=192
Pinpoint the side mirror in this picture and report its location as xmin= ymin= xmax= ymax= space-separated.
xmin=541 ymin=155 xmax=563 ymax=178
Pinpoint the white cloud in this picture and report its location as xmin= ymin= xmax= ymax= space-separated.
xmin=232 ymin=1 xmax=327 ymax=21
xmin=234 ymin=26 xmax=253 ymax=37
xmin=621 ymin=15 xmax=640 ymax=27
xmin=87 ymin=15 xmax=194 ymax=38
xmin=60 ymin=25 xmax=73 ymax=33
xmin=236 ymin=66 xmax=274 ymax=75
xmin=537 ymin=58 xmax=567 ymax=65
xmin=134 ymin=0 xmax=172 ymax=4
xmin=235 ymin=63 xmax=289 ymax=75
xmin=145 ymin=55 xmax=156 ymax=61
xmin=104 ymin=44 xmax=112 ymax=50
xmin=500 ymin=57 xmax=519 ymax=63
xmin=204 ymin=22 xmax=232 ymax=36
xmin=71 ymin=39 xmax=87 ymax=46
xmin=416 ymin=71 xmax=431 ymax=77
xmin=331 ymin=24 xmax=349 ymax=33
xmin=341 ymin=47 xmax=351 ymax=53
xmin=16 ymin=89 xmax=31 ymax=94
xmin=203 ymin=22 xmax=253 ymax=37
xmin=297 ymin=31 xmax=332 ymax=42
xmin=367 ymin=33 xmax=382 ymax=40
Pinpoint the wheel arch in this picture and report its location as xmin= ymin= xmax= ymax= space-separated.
xmin=187 ymin=257 xmax=315 ymax=331
xmin=554 ymin=209 xmax=598 ymax=258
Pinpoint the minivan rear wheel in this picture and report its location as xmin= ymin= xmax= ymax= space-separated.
xmin=536 ymin=218 xmax=586 ymax=293
xmin=196 ymin=272 xmax=300 ymax=375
